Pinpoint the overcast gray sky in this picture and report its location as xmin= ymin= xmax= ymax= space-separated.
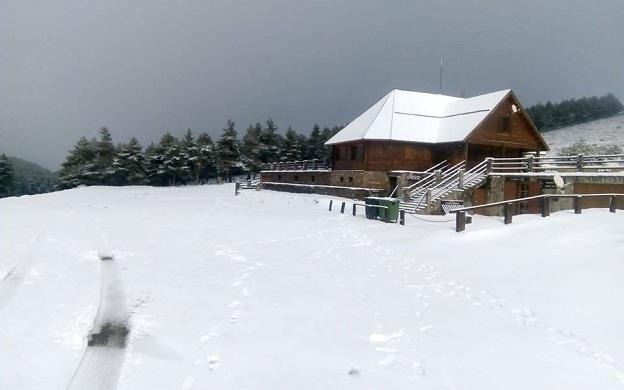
xmin=1 ymin=0 xmax=623 ymax=169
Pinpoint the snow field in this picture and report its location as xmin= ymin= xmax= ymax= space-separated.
xmin=0 ymin=184 xmax=623 ymax=389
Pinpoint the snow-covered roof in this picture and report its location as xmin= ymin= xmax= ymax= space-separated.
xmin=326 ymin=89 xmax=512 ymax=145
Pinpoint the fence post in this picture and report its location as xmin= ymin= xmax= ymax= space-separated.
xmin=486 ymin=158 xmax=493 ymax=174
xmin=340 ymin=202 xmax=346 ymax=214
xmin=610 ymin=196 xmax=617 ymax=213
xmin=541 ymin=195 xmax=550 ymax=217
xmin=400 ymin=210 xmax=405 ymax=226
xmin=458 ymin=169 xmax=464 ymax=189
xmin=577 ymin=154 xmax=584 ymax=172
xmin=234 ymin=182 xmax=240 ymax=196
xmin=574 ymin=195 xmax=582 ymax=214
xmin=352 ymin=203 xmax=357 ymax=216
xmin=504 ymin=203 xmax=513 ymax=224
xmin=456 ymin=211 xmax=466 ymax=232
xmin=526 ymin=155 xmax=534 ymax=172
xmin=328 ymin=200 xmax=333 ymax=211
xmin=434 ymin=170 xmax=442 ymax=185
xmin=312 ymin=159 xmax=317 ymax=170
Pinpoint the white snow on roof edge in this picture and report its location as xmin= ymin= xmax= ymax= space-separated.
xmin=326 ymin=89 xmax=511 ymax=145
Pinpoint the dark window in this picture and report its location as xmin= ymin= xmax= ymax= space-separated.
xmin=348 ymin=176 xmax=353 ymax=182
xmin=498 ymin=116 xmax=511 ymax=133
xmin=311 ymin=175 xmax=315 ymax=183
xmin=277 ymin=174 xmax=282 ymax=181
xmin=340 ymin=176 xmax=344 ymax=182
xmin=294 ymin=175 xmax=299 ymax=182
xmin=350 ymin=144 xmax=364 ymax=160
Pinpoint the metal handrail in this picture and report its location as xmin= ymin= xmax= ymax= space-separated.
xmin=404 ymin=160 xmax=449 ymax=191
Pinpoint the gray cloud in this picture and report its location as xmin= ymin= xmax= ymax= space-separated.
xmin=1 ymin=0 xmax=623 ymax=169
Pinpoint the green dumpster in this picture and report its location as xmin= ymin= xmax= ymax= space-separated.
xmin=376 ymin=197 xmax=399 ymax=222
xmin=364 ymin=197 xmax=379 ymax=219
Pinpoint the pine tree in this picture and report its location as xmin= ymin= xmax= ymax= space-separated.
xmin=307 ymin=124 xmax=325 ymax=160
xmin=259 ymin=118 xmax=282 ymax=164
xmin=281 ymin=126 xmax=302 ymax=161
xmin=180 ymin=129 xmax=198 ymax=184
xmin=113 ymin=137 xmax=146 ymax=185
xmin=94 ymin=127 xmax=116 ymax=185
xmin=196 ymin=132 xmax=216 ymax=183
xmin=0 ymin=154 xmax=15 ymax=197
xmin=242 ymin=123 xmax=263 ymax=173
xmin=59 ymin=136 xmax=97 ymax=188
xmin=216 ymin=120 xmax=243 ymax=182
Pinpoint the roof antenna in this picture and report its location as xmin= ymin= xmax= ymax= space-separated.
xmin=439 ymin=57 xmax=444 ymax=94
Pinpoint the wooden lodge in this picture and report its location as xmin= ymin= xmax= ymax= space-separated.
xmin=326 ymin=89 xmax=548 ymax=173
xmin=262 ymin=88 xmax=549 ymax=193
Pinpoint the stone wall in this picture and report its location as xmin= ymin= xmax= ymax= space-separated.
xmin=328 ymin=170 xmax=390 ymax=189
xmin=260 ymin=171 xmax=331 ymax=186
xmin=261 ymin=182 xmax=386 ymax=200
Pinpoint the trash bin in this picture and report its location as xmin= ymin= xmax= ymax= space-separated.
xmin=377 ymin=197 xmax=399 ymax=222
xmin=364 ymin=197 xmax=379 ymax=219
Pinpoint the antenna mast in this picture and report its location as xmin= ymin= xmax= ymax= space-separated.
xmin=439 ymin=57 xmax=443 ymax=94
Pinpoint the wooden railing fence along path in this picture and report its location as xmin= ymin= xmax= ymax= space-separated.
xmin=264 ymin=159 xmax=330 ymax=171
xmin=449 ymin=193 xmax=623 ymax=232
xmin=488 ymin=153 xmax=624 ymax=173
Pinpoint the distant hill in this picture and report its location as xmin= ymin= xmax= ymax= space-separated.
xmin=541 ymin=114 xmax=624 ymax=155
xmin=527 ymin=93 xmax=623 ymax=132
xmin=7 ymin=156 xmax=58 ymax=195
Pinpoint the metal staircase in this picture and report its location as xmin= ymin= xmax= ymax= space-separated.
xmin=400 ymin=159 xmax=490 ymax=214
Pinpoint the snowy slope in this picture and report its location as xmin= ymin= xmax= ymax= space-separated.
xmin=542 ymin=115 xmax=624 ymax=155
xmin=1 ymin=185 xmax=623 ymax=389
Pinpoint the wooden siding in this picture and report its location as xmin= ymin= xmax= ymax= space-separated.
xmin=466 ymin=94 xmax=546 ymax=151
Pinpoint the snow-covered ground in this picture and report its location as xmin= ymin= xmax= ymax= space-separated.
xmin=1 ymin=185 xmax=623 ymax=389
xmin=542 ymin=115 xmax=624 ymax=155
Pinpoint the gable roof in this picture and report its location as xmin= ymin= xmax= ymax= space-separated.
xmin=326 ymin=89 xmax=515 ymax=145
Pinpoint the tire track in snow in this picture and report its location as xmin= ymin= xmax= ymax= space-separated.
xmin=67 ymin=251 xmax=129 ymax=390
xmin=0 ymin=211 xmax=75 ymax=312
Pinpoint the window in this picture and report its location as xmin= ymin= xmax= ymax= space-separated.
xmin=348 ymin=176 xmax=353 ymax=183
xmin=294 ymin=175 xmax=299 ymax=182
xmin=311 ymin=175 xmax=315 ymax=183
xmin=350 ymin=144 xmax=364 ymax=160
xmin=340 ymin=176 xmax=344 ymax=182
xmin=498 ymin=116 xmax=511 ymax=133
xmin=277 ymin=174 xmax=282 ymax=181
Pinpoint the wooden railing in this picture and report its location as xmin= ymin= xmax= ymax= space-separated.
xmin=488 ymin=154 xmax=624 ymax=173
xmin=263 ymin=159 xmax=330 ymax=171
xmin=449 ymin=193 xmax=623 ymax=232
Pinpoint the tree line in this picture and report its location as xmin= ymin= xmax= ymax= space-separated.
xmin=57 ymin=120 xmax=342 ymax=189
xmin=526 ymin=93 xmax=623 ymax=131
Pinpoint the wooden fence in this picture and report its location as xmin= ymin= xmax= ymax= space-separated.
xmin=263 ymin=159 xmax=330 ymax=171
xmin=449 ymin=193 xmax=623 ymax=232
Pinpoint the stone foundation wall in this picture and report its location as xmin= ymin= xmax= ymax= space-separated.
xmin=329 ymin=170 xmax=390 ymax=189
xmin=261 ymin=182 xmax=386 ymax=200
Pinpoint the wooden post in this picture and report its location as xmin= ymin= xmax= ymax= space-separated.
xmin=574 ymin=196 xmax=582 ymax=214
xmin=541 ymin=196 xmax=550 ymax=217
xmin=526 ymin=155 xmax=533 ymax=172
xmin=434 ymin=170 xmax=442 ymax=185
xmin=456 ymin=211 xmax=466 ymax=232
xmin=577 ymin=154 xmax=584 ymax=172
xmin=609 ymin=196 xmax=617 ymax=213
xmin=486 ymin=157 xmax=493 ymax=174
xmin=458 ymin=169 xmax=464 ymax=189
xmin=352 ymin=203 xmax=357 ymax=216
xmin=504 ymin=203 xmax=513 ymax=224
xmin=400 ymin=210 xmax=405 ymax=225
xmin=340 ymin=202 xmax=346 ymax=214
xmin=234 ymin=182 xmax=240 ymax=196
xmin=328 ymin=200 xmax=333 ymax=211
